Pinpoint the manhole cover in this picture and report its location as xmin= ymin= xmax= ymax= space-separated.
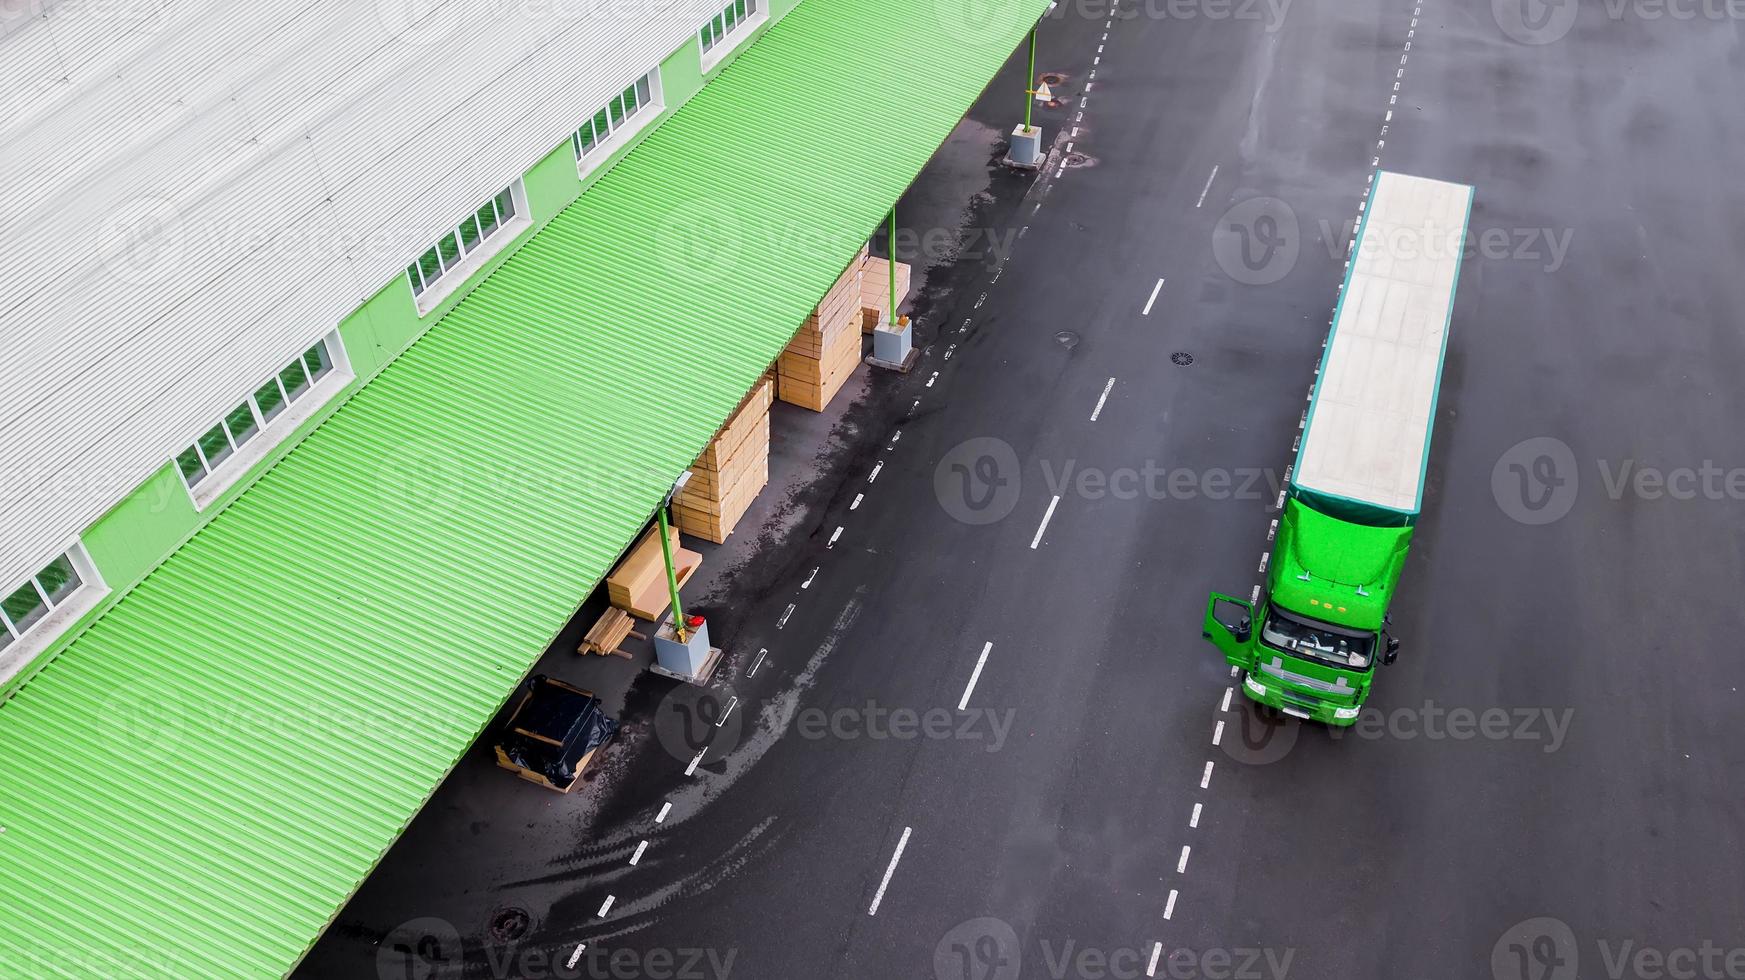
xmin=1055 ymin=330 xmax=1081 ymax=350
xmin=1171 ymin=352 xmax=1194 ymax=366
xmin=487 ymin=906 xmax=533 ymax=942
xmin=1040 ymin=72 xmax=1065 ymax=85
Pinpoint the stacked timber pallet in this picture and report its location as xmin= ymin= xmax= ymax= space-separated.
xmin=859 ymin=255 xmax=913 ymax=333
xmin=674 ymin=376 xmax=773 ymax=543
xmin=779 ymin=246 xmax=867 ymax=412
xmin=606 ymin=524 xmax=701 ymax=621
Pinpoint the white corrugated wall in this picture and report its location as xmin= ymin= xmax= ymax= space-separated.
xmin=0 ymin=0 xmax=726 ymax=583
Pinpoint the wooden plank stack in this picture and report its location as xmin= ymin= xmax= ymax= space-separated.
xmin=779 ymin=246 xmax=868 ymax=412
xmin=606 ymin=524 xmax=702 ymax=621
xmin=674 ymin=376 xmax=773 ymax=543
xmin=859 ymin=255 xmax=912 ymax=333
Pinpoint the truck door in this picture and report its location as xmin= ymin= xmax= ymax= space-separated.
xmin=1202 ymin=593 xmax=1256 ymax=669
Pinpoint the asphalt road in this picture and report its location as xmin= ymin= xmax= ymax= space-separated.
xmin=303 ymin=1 xmax=1745 ymax=978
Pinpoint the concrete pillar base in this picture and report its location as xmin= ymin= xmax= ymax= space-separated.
xmin=867 ymin=317 xmax=919 ymax=372
xmin=872 ymin=317 xmax=913 ymax=362
xmin=653 ymin=617 xmax=712 ymax=677
xmin=1004 ymin=124 xmax=1044 ymax=169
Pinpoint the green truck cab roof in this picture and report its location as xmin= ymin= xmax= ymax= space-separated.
xmin=1269 ymin=497 xmax=1412 ymax=632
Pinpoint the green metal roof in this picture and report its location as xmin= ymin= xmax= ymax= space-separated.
xmin=0 ymin=0 xmax=1046 ymax=975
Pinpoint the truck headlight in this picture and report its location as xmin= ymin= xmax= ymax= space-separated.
xmin=1333 ymin=705 xmax=1361 ymax=720
xmin=1244 ymin=675 xmax=1267 ymax=697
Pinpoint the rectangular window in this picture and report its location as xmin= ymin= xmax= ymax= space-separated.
xmin=572 ymin=70 xmax=661 ymax=163
xmin=0 ymin=547 xmax=96 ymax=652
xmin=404 ymin=182 xmax=524 ymax=303
xmin=198 ymin=422 xmax=234 ymax=471
xmin=224 ymin=402 xmax=259 ymax=448
xmin=701 ymin=0 xmax=757 ymax=55
xmin=255 ymin=378 xmax=287 ymax=422
xmin=176 ymin=446 xmax=208 ymax=485
xmin=176 ymin=334 xmax=346 ymax=495
xmin=280 ymin=358 xmax=310 ymax=403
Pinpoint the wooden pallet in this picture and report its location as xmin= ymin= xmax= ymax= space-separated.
xmin=579 ymin=606 xmax=644 ymax=657
xmin=675 ymin=376 xmax=773 ymax=543
xmin=605 ymin=525 xmax=702 ymax=620
xmin=860 ymin=256 xmax=912 ymax=333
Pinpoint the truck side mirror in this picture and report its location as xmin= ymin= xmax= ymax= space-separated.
xmin=1233 ymin=617 xmax=1252 ymax=643
xmin=1382 ymin=633 xmax=1401 ymax=665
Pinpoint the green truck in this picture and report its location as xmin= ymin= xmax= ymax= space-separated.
xmin=1203 ymin=170 xmax=1475 ymax=725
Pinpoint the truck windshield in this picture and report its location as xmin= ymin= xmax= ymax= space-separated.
xmin=1260 ymin=606 xmax=1374 ymax=669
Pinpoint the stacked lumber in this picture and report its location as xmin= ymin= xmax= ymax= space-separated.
xmin=606 ymin=524 xmax=702 ymax=621
xmin=859 ymin=255 xmax=913 ymax=333
xmin=674 ymin=376 xmax=773 ymax=543
xmin=779 ymin=248 xmax=866 ymax=412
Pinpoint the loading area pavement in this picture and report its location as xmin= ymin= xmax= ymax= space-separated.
xmin=304 ymin=0 xmax=1745 ymax=976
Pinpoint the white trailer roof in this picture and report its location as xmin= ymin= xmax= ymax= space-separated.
xmin=1294 ymin=171 xmax=1474 ymax=516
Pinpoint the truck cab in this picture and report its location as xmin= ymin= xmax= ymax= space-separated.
xmin=1204 ymin=497 xmax=1409 ymax=725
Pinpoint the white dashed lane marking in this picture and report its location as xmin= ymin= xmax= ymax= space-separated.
xmin=1195 ymin=164 xmax=1220 ymax=208
xmin=1029 ymin=495 xmax=1062 ymax=550
xmin=958 ymin=641 xmax=994 ymax=711
xmin=1142 ymin=277 xmax=1165 ymax=315
xmin=867 ymin=827 xmax=913 ymax=916
xmin=1091 ymin=377 xmax=1116 ymax=421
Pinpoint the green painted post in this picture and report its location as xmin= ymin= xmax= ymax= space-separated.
xmin=1025 ymin=28 xmax=1037 ymax=130
xmin=888 ymin=207 xmax=898 ymax=324
xmin=657 ymin=503 xmax=687 ymax=640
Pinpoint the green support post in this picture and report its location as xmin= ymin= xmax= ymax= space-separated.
xmin=657 ymin=502 xmax=687 ymax=641
xmin=1025 ymin=28 xmax=1037 ymax=130
xmin=888 ymin=207 xmax=898 ymax=324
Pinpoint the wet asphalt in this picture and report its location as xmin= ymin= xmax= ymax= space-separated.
xmin=300 ymin=1 xmax=1745 ymax=978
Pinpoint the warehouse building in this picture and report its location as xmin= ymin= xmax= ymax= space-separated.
xmin=0 ymin=0 xmax=1045 ymax=974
